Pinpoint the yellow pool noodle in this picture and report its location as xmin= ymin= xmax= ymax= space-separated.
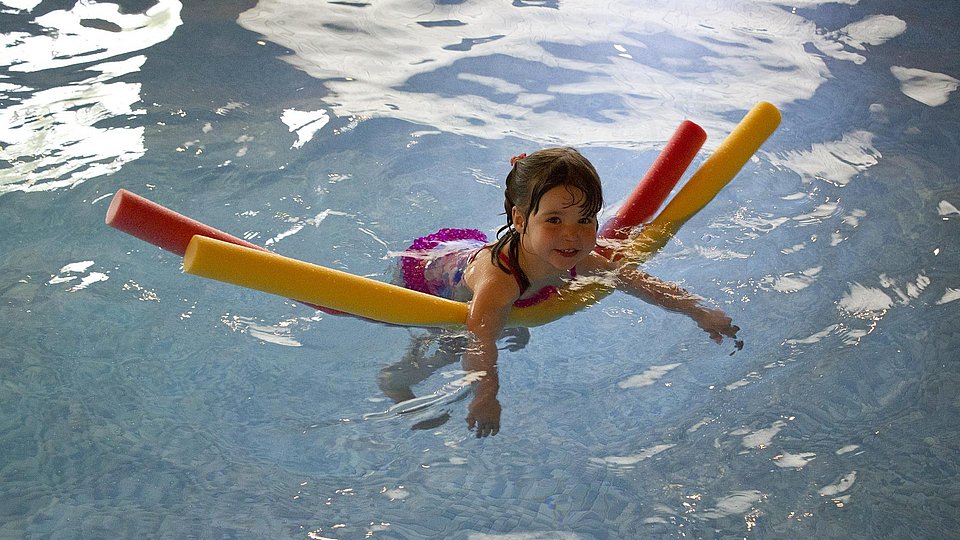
xmin=184 ymin=235 xmax=471 ymax=327
xmin=183 ymin=102 xmax=780 ymax=328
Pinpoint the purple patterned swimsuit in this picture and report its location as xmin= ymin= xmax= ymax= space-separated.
xmin=398 ymin=228 xmax=575 ymax=307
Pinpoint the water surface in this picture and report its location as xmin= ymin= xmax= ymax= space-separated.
xmin=1 ymin=0 xmax=958 ymax=538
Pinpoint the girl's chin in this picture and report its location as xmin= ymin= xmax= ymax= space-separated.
xmin=550 ymin=252 xmax=584 ymax=269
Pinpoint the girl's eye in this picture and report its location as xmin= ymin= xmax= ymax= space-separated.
xmin=546 ymin=217 xmax=561 ymax=224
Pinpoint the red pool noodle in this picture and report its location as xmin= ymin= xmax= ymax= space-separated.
xmin=105 ymin=189 xmax=264 ymax=257
xmin=599 ymin=119 xmax=707 ymax=240
xmin=106 ymin=189 xmax=350 ymax=315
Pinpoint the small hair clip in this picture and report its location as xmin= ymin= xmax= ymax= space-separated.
xmin=510 ymin=153 xmax=527 ymax=166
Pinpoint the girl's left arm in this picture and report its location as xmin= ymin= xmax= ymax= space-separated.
xmin=582 ymin=252 xmax=742 ymax=347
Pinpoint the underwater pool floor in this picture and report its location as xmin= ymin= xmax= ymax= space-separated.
xmin=1 ymin=0 xmax=959 ymax=538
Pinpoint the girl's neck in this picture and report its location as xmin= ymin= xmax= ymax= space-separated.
xmin=516 ymin=242 xmax=569 ymax=287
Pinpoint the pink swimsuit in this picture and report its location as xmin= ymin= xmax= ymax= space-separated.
xmin=398 ymin=228 xmax=575 ymax=307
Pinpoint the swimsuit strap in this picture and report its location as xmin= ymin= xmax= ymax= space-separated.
xmin=496 ymin=251 xmax=576 ymax=307
xmin=497 ymin=251 xmax=528 ymax=294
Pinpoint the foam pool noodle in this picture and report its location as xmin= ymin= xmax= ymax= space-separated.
xmin=110 ymin=102 xmax=781 ymax=327
xmin=105 ymin=189 xmax=337 ymax=314
xmin=105 ymin=189 xmax=262 ymax=256
xmin=183 ymin=235 xmax=470 ymax=326
xmin=627 ymin=101 xmax=782 ymax=257
xmin=598 ymin=119 xmax=707 ymax=242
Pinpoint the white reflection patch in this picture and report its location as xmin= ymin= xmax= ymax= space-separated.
xmin=0 ymin=1 xmax=183 ymax=194
xmin=792 ymin=200 xmax=840 ymax=225
xmin=281 ymin=108 xmax=330 ymax=149
xmin=692 ymin=246 xmax=752 ymax=261
xmin=773 ymin=450 xmax=816 ymax=469
xmin=937 ymin=288 xmax=960 ymax=305
xmin=836 ymin=273 xmax=931 ymax=318
xmin=838 ymin=283 xmax=894 ymax=315
xmin=754 ymin=0 xmax=857 ymax=6
xmin=0 ymin=76 xmax=146 ymax=194
xmin=736 ymin=419 xmax=787 ymax=449
xmin=48 ymin=260 xmax=109 ymax=292
xmin=819 ymin=470 xmax=857 ymax=497
xmin=589 ymin=443 xmax=676 ymax=468
xmin=879 ymin=272 xmax=929 ymax=304
xmin=238 ymin=0 xmax=838 ymax=145
xmin=784 ymin=324 xmax=839 ymax=345
xmin=837 ymin=15 xmax=907 ymax=48
xmin=696 ymin=490 xmax=764 ymax=520
xmin=1 ymin=1 xmax=43 ymax=12
xmin=769 ymin=130 xmax=880 ymax=186
xmin=0 ymin=0 xmax=182 ymax=72
xmin=819 ymin=14 xmax=907 ymax=64
xmin=724 ymin=371 xmax=760 ymax=391
xmin=761 ymin=266 xmax=822 ymax=293
xmin=618 ymin=362 xmax=681 ymax=389
xmin=938 ymin=200 xmax=960 ymax=218
xmin=220 ymin=314 xmax=305 ymax=347
xmin=891 ymin=66 xmax=960 ymax=107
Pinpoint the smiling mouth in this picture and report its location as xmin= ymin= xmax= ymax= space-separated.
xmin=556 ymin=249 xmax=579 ymax=257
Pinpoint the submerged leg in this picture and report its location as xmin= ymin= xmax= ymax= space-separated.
xmin=377 ymin=330 xmax=468 ymax=403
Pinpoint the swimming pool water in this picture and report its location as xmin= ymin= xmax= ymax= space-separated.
xmin=1 ymin=0 xmax=958 ymax=538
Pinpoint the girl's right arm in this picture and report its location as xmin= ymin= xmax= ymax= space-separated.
xmin=461 ymin=254 xmax=520 ymax=437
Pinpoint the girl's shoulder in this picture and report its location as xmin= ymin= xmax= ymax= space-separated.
xmin=463 ymin=247 xmax=523 ymax=304
xmin=464 ymin=246 xmax=511 ymax=281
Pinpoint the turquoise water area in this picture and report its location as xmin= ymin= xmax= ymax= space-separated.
xmin=1 ymin=0 xmax=958 ymax=538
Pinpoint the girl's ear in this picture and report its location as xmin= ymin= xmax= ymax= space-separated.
xmin=511 ymin=206 xmax=525 ymax=233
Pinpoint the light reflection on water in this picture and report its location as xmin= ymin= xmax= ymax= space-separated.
xmin=239 ymin=0 xmax=837 ymax=145
xmin=0 ymin=0 xmax=181 ymax=194
xmin=1 ymin=0 xmax=959 ymax=538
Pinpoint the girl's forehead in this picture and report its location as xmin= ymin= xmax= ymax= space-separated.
xmin=537 ymin=185 xmax=587 ymax=209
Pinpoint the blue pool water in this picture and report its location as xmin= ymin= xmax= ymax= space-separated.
xmin=2 ymin=0 xmax=959 ymax=538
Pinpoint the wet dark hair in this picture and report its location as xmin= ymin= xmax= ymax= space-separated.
xmin=491 ymin=147 xmax=603 ymax=292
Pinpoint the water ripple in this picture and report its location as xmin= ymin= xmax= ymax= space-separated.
xmin=238 ymin=0 xmax=842 ymax=145
xmin=0 ymin=1 xmax=182 ymax=194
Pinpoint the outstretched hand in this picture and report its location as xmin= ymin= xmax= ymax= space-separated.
xmin=466 ymin=394 xmax=501 ymax=438
xmin=696 ymin=307 xmax=744 ymax=353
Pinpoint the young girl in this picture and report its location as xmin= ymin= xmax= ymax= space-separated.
xmin=397 ymin=147 xmax=741 ymax=437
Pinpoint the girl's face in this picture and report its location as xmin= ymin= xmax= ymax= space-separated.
xmin=513 ymin=185 xmax=598 ymax=276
